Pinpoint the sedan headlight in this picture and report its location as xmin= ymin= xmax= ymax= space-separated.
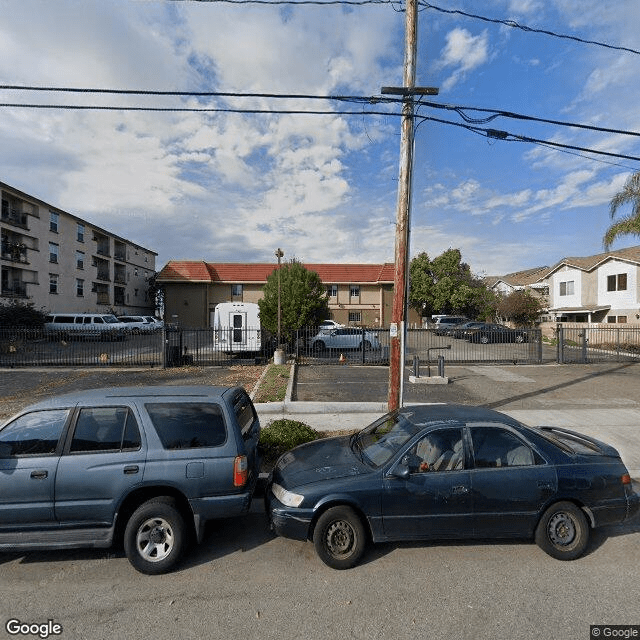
xmin=272 ymin=483 xmax=304 ymax=508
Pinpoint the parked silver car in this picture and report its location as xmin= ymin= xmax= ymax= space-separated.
xmin=309 ymin=327 xmax=381 ymax=352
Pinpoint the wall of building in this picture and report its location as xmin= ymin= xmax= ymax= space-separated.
xmin=1 ymin=184 xmax=156 ymax=316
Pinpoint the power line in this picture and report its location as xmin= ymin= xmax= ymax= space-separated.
xmin=1 ymin=98 xmax=638 ymax=163
xmin=3 ymin=85 xmax=640 ymax=141
xmin=415 ymin=99 xmax=640 ymax=138
xmin=418 ymin=114 xmax=640 ymax=163
xmin=419 ymin=2 xmax=640 ymax=56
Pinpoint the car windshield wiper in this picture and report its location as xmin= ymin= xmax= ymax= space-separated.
xmin=350 ymin=432 xmax=365 ymax=462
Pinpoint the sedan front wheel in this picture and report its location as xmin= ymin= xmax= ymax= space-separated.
xmin=313 ymin=506 xmax=366 ymax=570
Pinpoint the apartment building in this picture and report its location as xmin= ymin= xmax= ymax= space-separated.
xmin=544 ymin=246 xmax=640 ymax=323
xmin=157 ymin=260 xmax=420 ymax=328
xmin=1 ymin=181 xmax=157 ymax=315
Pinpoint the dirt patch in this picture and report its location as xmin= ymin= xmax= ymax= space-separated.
xmin=0 ymin=365 xmax=267 ymax=421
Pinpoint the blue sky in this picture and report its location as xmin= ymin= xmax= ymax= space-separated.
xmin=1 ymin=0 xmax=639 ymax=277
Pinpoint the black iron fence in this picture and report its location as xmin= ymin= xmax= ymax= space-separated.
xmin=556 ymin=325 xmax=640 ymax=364
xmin=3 ymin=324 xmax=638 ymax=368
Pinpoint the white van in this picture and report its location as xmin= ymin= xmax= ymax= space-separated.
xmin=212 ymin=302 xmax=261 ymax=353
xmin=44 ymin=313 xmax=127 ymax=340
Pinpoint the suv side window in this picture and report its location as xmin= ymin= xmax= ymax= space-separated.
xmin=145 ymin=403 xmax=227 ymax=450
xmin=0 ymin=409 xmax=70 ymax=456
xmin=69 ymin=407 xmax=141 ymax=453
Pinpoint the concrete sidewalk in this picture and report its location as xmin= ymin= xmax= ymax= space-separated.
xmin=254 ymin=361 xmax=640 ymax=478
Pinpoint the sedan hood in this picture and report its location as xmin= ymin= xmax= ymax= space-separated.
xmin=274 ymin=436 xmax=369 ymax=488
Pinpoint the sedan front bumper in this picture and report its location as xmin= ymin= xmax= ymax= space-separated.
xmin=265 ymin=489 xmax=314 ymax=541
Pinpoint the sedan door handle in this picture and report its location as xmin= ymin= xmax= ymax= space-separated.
xmin=452 ymin=485 xmax=469 ymax=494
xmin=123 ymin=465 xmax=139 ymax=475
xmin=30 ymin=470 xmax=48 ymax=479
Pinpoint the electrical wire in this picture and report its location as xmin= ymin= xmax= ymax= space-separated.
xmin=417 ymin=114 xmax=640 ymax=163
xmin=419 ymin=2 xmax=640 ymax=56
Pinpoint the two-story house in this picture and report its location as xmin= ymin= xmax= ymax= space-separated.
xmin=544 ymin=246 xmax=640 ymax=323
xmin=157 ymin=260 xmax=419 ymax=328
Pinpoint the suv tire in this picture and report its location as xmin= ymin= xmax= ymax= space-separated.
xmin=124 ymin=497 xmax=187 ymax=575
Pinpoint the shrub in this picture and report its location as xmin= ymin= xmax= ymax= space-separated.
xmin=259 ymin=419 xmax=319 ymax=462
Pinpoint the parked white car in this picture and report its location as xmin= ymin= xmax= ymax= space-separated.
xmin=309 ymin=327 xmax=381 ymax=351
xmin=117 ymin=316 xmax=161 ymax=334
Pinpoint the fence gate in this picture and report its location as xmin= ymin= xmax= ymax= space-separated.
xmin=557 ymin=325 xmax=640 ymax=363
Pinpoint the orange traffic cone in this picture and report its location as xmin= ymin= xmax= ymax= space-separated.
xmin=339 ymin=353 xmax=346 ymax=364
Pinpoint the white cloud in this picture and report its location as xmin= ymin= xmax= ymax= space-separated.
xmin=436 ymin=28 xmax=490 ymax=91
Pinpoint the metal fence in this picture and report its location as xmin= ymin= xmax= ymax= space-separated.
xmin=293 ymin=326 xmax=545 ymax=365
xmin=7 ymin=324 xmax=639 ymax=368
xmin=0 ymin=327 xmax=273 ymax=368
xmin=556 ymin=325 xmax=640 ymax=364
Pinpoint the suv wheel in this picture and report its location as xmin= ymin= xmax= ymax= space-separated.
xmin=124 ymin=497 xmax=187 ymax=575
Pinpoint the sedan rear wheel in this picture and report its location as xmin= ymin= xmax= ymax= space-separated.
xmin=313 ymin=506 xmax=366 ymax=570
xmin=479 ymin=334 xmax=490 ymax=345
xmin=535 ymin=501 xmax=589 ymax=560
xmin=514 ymin=334 xmax=525 ymax=343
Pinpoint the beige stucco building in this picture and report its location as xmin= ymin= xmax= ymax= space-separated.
xmin=1 ymin=181 xmax=157 ymax=315
xmin=157 ymin=260 xmax=420 ymax=328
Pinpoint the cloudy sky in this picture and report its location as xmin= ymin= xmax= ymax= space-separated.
xmin=1 ymin=0 xmax=639 ymax=277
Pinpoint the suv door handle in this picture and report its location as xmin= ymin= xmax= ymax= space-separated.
xmin=123 ymin=465 xmax=139 ymax=475
xmin=30 ymin=470 xmax=48 ymax=479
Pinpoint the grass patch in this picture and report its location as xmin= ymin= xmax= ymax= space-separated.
xmin=252 ymin=364 xmax=290 ymax=403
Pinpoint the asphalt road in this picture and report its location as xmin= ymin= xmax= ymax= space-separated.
xmin=1 ymin=499 xmax=638 ymax=640
xmin=1 ymin=362 xmax=639 ymax=640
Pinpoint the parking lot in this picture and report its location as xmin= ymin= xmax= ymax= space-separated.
xmin=1 ymin=362 xmax=639 ymax=640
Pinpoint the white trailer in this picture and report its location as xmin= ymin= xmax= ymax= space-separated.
xmin=212 ymin=302 xmax=261 ymax=353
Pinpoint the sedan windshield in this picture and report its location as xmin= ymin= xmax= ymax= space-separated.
xmin=352 ymin=412 xmax=422 ymax=467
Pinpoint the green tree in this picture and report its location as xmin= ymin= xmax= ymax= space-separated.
xmin=258 ymin=260 xmax=329 ymax=342
xmin=0 ymin=300 xmax=48 ymax=328
xmin=409 ymin=249 xmax=497 ymax=320
xmin=603 ymin=171 xmax=640 ymax=250
xmin=497 ymin=290 xmax=545 ymax=326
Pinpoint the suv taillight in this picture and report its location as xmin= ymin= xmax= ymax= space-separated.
xmin=234 ymin=455 xmax=248 ymax=487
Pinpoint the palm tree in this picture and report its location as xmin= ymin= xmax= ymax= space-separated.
xmin=603 ymin=171 xmax=640 ymax=250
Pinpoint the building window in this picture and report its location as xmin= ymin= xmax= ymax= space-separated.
xmin=49 ymin=274 xmax=58 ymax=294
xmin=49 ymin=211 xmax=59 ymax=233
xmin=49 ymin=242 xmax=59 ymax=264
xmin=607 ymin=316 xmax=616 ymax=323
xmin=232 ymin=284 xmax=243 ymax=297
xmin=350 ymin=285 xmax=360 ymax=298
xmin=559 ymin=280 xmax=574 ymax=296
xmin=327 ymin=285 xmax=338 ymax=298
xmin=134 ymin=288 xmax=139 ymax=297
xmin=348 ymin=311 xmax=362 ymax=323
xmin=76 ymin=279 xmax=84 ymax=297
xmin=76 ymin=250 xmax=84 ymax=270
xmin=607 ymin=273 xmax=627 ymax=291
xmin=618 ymin=316 xmax=627 ymax=323
xmin=77 ymin=223 xmax=84 ymax=242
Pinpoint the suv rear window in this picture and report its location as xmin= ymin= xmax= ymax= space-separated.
xmin=145 ymin=403 xmax=227 ymax=450
xmin=232 ymin=392 xmax=258 ymax=437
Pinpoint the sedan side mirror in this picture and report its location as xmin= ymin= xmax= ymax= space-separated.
xmin=390 ymin=464 xmax=410 ymax=480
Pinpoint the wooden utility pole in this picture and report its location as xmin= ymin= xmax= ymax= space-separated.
xmin=387 ymin=0 xmax=418 ymax=412
xmin=385 ymin=0 xmax=438 ymax=411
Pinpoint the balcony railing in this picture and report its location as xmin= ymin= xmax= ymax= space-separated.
xmin=1 ymin=282 xmax=28 ymax=297
xmin=1 ymin=210 xmax=29 ymax=229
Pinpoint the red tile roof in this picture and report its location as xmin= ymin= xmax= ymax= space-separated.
xmin=157 ymin=261 xmax=395 ymax=284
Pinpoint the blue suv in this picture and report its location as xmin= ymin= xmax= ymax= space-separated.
xmin=0 ymin=386 xmax=261 ymax=574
